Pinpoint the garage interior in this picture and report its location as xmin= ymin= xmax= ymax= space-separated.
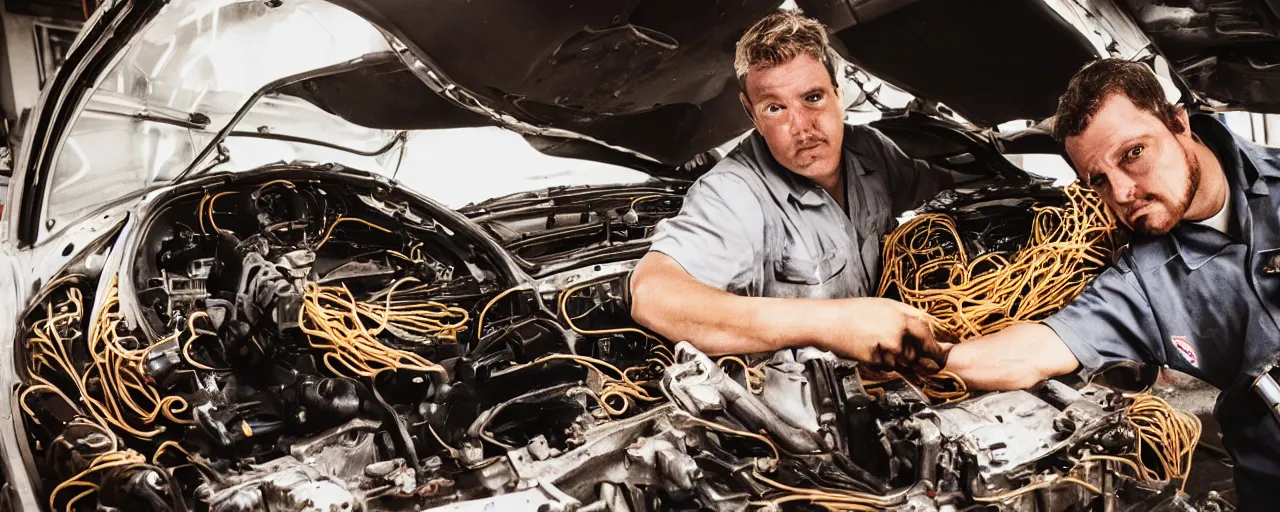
xmin=0 ymin=1 xmax=1277 ymax=510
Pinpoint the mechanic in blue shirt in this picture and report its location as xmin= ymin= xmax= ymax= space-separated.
xmin=942 ymin=59 xmax=1280 ymax=509
xmin=629 ymin=12 xmax=951 ymax=372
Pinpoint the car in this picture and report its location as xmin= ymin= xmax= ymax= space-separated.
xmin=0 ymin=0 xmax=1265 ymax=511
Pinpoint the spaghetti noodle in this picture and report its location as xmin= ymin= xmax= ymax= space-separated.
xmin=878 ymin=184 xmax=1119 ymax=340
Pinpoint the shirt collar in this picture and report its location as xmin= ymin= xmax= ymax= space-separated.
xmin=843 ymin=124 xmax=874 ymax=177
xmin=1170 ymin=115 xmax=1278 ymax=267
xmin=1190 ymin=114 xmax=1275 ymax=197
xmin=1169 ymin=224 xmax=1231 ymax=270
xmin=1199 ymin=115 xmax=1280 ymax=254
xmin=793 ymin=188 xmax=829 ymax=207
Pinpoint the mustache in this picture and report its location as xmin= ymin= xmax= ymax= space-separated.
xmin=794 ymin=137 xmax=827 ymax=150
xmin=1127 ymin=194 xmax=1157 ymax=209
xmin=1123 ymin=196 xmax=1155 ymax=220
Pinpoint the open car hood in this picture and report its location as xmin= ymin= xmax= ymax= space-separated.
xmin=796 ymin=0 xmax=1141 ymax=127
xmin=1116 ymin=0 xmax=1280 ymax=112
xmin=320 ymin=0 xmax=1160 ymax=154
xmin=327 ymin=0 xmax=783 ymax=167
xmin=20 ymin=0 xmax=1278 ymax=248
xmin=195 ymin=0 xmax=1280 ymax=157
xmin=798 ymin=0 xmax=1280 ymax=121
xmin=10 ymin=0 xmax=782 ymax=249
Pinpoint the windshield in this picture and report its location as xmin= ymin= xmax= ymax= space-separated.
xmin=38 ymin=0 xmax=393 ymax=243
xmin=35 ymin=0 xmax=654 ymax=243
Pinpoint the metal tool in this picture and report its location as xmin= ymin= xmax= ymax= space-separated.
xmin=1252 ymin=366 xmax=1280 ymax=425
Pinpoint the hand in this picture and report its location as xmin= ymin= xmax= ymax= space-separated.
xmin=816 ymin=298 xmax=953 ymax=377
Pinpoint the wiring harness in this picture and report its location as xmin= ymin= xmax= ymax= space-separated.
xmin=874 ymin=184 xmax=1207 ymax=501
xmin=14 ymin=174 xmax=1219 ymax=512
xmin=299 ymin=280 xmax=466 ymax=378
xmin=879 ymin=184 xmax=1120 ymax=339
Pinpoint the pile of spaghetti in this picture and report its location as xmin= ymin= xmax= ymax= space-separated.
xmin=20 ymin=275 xmax=189 ymax=512
xmin=1126 ymin=393 xmax=1202 ymax=491
xmin=298 ymin=279 xmax=468 ymax=379
xmin=878 ymin=184 xmax=1120 ymax=340
xmin=22 ymin=275 xmax=194 ymax=439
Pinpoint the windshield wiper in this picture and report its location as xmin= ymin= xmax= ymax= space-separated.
xmin=131 ymin=111 xmax=211 ymax=130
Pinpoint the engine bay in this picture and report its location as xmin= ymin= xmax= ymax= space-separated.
xmin=459 ymin=183 xmax=687 ymax=278
xmin=14 ymin=171 xmax=1227 ymax=512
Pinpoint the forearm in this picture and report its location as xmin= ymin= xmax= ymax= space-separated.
xmin=944 ymin=322 xmax=1080 ymax=390
xmin=649 ymin=295 xmax=825 ymax=355
xmin=629 ymin=254 xmax=830 ymax=354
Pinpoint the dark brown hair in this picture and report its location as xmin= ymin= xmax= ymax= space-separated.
xmin=1052 ymin=59 xmax=1183 ymax=141
xmin=734 ymin=11 xmax=837 ymax=93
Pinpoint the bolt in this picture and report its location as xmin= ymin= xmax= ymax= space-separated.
xmin=528 ymin=435 xmax=551 ymax=461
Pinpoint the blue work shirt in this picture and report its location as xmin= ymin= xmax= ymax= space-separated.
xmin=1043 ymin=114 xmax=1280 ymax=508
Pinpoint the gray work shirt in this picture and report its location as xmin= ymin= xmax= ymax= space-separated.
xmin=648 ymin=124 xmax=943 ymax=299
xmin=1042 ymin=115 xmax=1280 ymax=506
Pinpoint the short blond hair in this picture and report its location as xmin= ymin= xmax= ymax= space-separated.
xmin=734 ymin=11 xmax=837 ymax=92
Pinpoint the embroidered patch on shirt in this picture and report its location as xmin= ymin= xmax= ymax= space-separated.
xmin=1172 ymin=336 xmax=1198 ymax=367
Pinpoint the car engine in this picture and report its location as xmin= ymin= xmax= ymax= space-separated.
xmin=15 ymin=170 xmax=1227 ymax=512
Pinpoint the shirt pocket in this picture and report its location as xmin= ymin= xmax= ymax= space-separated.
xmin=773 ymin=250 xmax=849 ymax=288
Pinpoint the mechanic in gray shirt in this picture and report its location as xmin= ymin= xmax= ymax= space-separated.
xmin=941 ymin=59 xmax=1280 ymax=509
xmin=629 ymin=12 xmax=950 ymax=370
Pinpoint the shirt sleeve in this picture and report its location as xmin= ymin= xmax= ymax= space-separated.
xmin=647 ymin=172 xmax=766 ymax=292
xmin=1040 ymin=263 xmax=1167 ymax=377
xmin=858 ymin=125 xmax=948 ymax=214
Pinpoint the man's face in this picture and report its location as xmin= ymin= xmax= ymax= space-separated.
xmin=1064 ymin=94 xmax=1200 ymax=236
xmin=741 ymin=54 xmax=845 ymax=183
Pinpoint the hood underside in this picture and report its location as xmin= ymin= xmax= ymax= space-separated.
xmin=303 ymin=0 xmax=1280 ymax=166
xmin=27 ymin=0 xmax=1280 ymax=247
xmin=797 ymin=0 xmax=1101 ymax=127
xmin=328 ymin=0 xmax=782 ymax=167
xmin=1118 ymin=0 xmax=1280 ymax=112
xmin=311 ymin=0 xmax=1108 ymax=163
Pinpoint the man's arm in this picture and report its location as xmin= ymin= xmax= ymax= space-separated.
xmin=942 ymin=264 xmax=1163 ymax=391
xmin=944 ymin=323 xmax=1080 ymax=390
xmin=633 ymin=166 xmax=944 ymax=368
xmin=630 ymin=252 xmax=945 ymax=368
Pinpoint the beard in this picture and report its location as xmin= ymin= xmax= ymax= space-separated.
xmin=1132 ymin=142 xmax=1201 ymax=236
